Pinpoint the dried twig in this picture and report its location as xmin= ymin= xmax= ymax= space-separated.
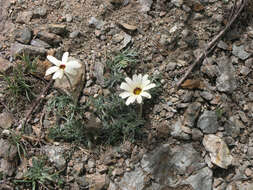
xmin=176 ymin=0 xmax=247 ymax=88
xmin=21 ymin=79 xmax=54 ymax=127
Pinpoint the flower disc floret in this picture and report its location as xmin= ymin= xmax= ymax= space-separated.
xmin=119 ymin=74 xmax=156 ymax=105
xmin=45 ymin=52 xmax=81 ymax=80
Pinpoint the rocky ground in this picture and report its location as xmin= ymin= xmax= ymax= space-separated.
xmin=0 ymin=0 xmax=253 ymax=189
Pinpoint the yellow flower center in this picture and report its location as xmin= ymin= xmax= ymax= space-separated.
xmin=133 ymin=87 xmax=142 ymax=95
xmin=59 ymin=64 xmax=66 ymax=70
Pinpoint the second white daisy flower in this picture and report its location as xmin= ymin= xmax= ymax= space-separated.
xmin=119 ymin=74 xmax=156 ymax=105
xmin=45 ymin=52 xmax=81 ymax=79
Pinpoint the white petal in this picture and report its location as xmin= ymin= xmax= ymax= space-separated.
xmin=126 ymin=95 xmax=136 ymax=105
xmin=133 ymin=74 xmax=138 ymax=81
xmin=45 ymin=66 xmax=59 ymax=76
xmin=47 ymin=55 xmax=61 ymax=66
xmin=66 ymin=60 xmax=81 ymax=68
xmin=142 ymin=74 xmax=149 ymax=82
xmin=142 ymin=79 xmax=151 ymax=87
xmin=65 ymin=67 xmax=77 ymax=75
xmin=125 ymin=77 xmax=133 ymax=86
xmin=143 ymin=83 xmax=156 ymax=90
xmin=120 ymin=82 xmax=132 ymax=91
xmin=53 ymin=70 xmax=64 ymax=79
xmin=119 ymin=92 xmax=132 ymax=99
xmin=141 ymin=91 xmax=151 ymax=99
xmin=137 ymin=95 xmax=142 ymax=104
xmin=62 ymin=52 xmax=69 ymax=65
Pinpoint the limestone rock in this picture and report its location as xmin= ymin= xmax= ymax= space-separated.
xmin=0 ymin=112 xmax=14 ymax=129
xmin=10 ymin=42 xmax=47 ymax=57
xmin=203 ymin=134 xmax=233 ymax=169
xmin=0 ymin=56 xmax=13 ymax=73
xmin=54 ymin=57 xmax=85 ymax=101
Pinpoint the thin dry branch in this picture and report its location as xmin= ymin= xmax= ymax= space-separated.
xmin=176 ymin=0 xmax=247 ymax=88
xmin=21 ymin=79 xmax=54 ymax=127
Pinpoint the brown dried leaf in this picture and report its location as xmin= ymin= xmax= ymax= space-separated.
xmin=181 ymin=79 xmax=204 ymax=90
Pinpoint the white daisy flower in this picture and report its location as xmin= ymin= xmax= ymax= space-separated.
xmin=45 ymin=52 xmax=81 ymax=80
xmin=119 ymin=74 xmax=156 ymax=105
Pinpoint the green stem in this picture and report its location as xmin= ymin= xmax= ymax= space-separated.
xmin=138 ymin=103 xmax=143 ymax=119
xmin=64 ymin=73 xmax=73 ymax=92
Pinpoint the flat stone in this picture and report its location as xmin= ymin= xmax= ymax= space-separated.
xmin=43 ymin=145 xmax=66 ymax=170
xmin=191 ymin=128 xmax=203 ymax=140
xmin=0 ymin=139 xmax=18 ymax=160
xmin=197 ymin=111 xmax=219 ymax=134
xmin=139 ymin=0 xmax=153 ymax=12
xmin=183 ymin=102 xmax=202 ymax=127
xmin=224 ymin=117 xmax=240 ymax=138
xmin=0 ymin=159 xmax=17 ymax=176
xmin=93 ymin=62 xmax=104 ymax=86
xmin=47 ymin=24 xmax=67 ymax=35
xmin=0 ymin=56 xmax=13 ymax=73
xmin=203 ymin=134 xmax=233 ymax=169
xmin=65 ymin=14 xmax=73 ymax=22
xmin=69 ymin=30 xmax=80 ymax=38
xmin=37 ymin=31 xmax=62 ymax=45
xmin=232 ymin=44 xmax=251 ymax=60
xmin=0 ymin=112 xmax=14 ymax=129
xmin=171 ymin=119 xmax=191 ymax=140
xmin=86 ymin=174 xmax=108 ymax=190
xmin=171 ymin=0 xmax=183 ymax=7
xmin=216 ymin=56 xmax=237 ymax=93
xmin=30 ymin=39 xmax=51 ymax=49
xmin=11 ymin=42 xmax=46 ymax=57
xmin=16 ymin=11 xmax=33 ymax=24
xmin=240 ymin=66 xmax=251 ymax=76
xmin=15 ymin=27 xmax=32 ymax=44
xmin=183 ymin=167 xmax=213 ymax=190
xmin=217 ymin=40 xmax=229 ymax=50
xmin=33 ymin=7 xmax=47 ymax=18
xmin=200 ymin=91 xmax=213 ymax=101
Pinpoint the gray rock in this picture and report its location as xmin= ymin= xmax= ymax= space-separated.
xmin=11 ymin=42 xmax=47 ymax=57
xmin=166 ymin=61 xmax=177 ymax=71
xmin=197 ymin=111 xmax=219 ymax=134
xmin=192 ymin=128 xmax=203 ymax=140
xmin=0 ymin=56 xmax=13 ymax=73
xmin=171 ymin=0 xmax=183 ymax=7
xmin=183 ymin=102 xmax=202 ymax=127
xmin=112 ymin=33 xmax=124 ymax=44
xmin=203 ymin=135 xmax=233 ymax=169
xmin=117 ymin=167 xmax=147 ymax=190
xmin=37 ymin=31 xmax=62 ymax=45
xmin=201 ymin=58 xmax=218 ymax=78
xmin=43 ymin=145 xmax=66 ymax=170
xmin=30 ymin=39 xmax=51 ymax=49
xmin=15 ymin=27 xmax=32 ymax=44
xmin=171 ymin=119 xmax=191 ymax=140
xmin=217 ymin=41 xmax=229 ymax=50
xmin=232 ymin=44 xmax=251 ymax=60
xmin=47 ymin=24 xmax=67 ymax=35
xmin=65 ymin=14 xmax=73 ymax=22
xmin=240 ymin=66 xmax=251 ymax=76
xmin=216 ymin=56 xmax=237 ymax=93
xmin=120 ymin=33 xmax=132 ymax=50
xmin=88 ymin=17 xmax=104 ymax=29
xmin=224 ymin=117 xmax=240 ymax=138
xmin=141 ymin=144 xmax=205 ymax=184
xmin=183 ymin=167 xmax=213 ymax=190
xmin=139 ymin=0 xmax=153 ymax=12
xmin=69 ymin=30 xmax=80 ymax=38
xmin=200 ymin=91 xmax=213 ymax=101
xmin=0 ymin=112 xmax=14 ymax=129
xmin=93 ymin=62 xmax=105 ymax=86
xmin=0 ymin=139 xmax=18 ymax=160
xmin=33 ymin=7 xmax=47 ymax=18
xmin=86 ymin=174 xmax=108 ymax=190
xmin=16 ymin=11 xmax=33 ymax=24
xmin=0 ymin=159 xmax=17 ymax=176
xmin=87 ymin=159 xmax=96 ymax=169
